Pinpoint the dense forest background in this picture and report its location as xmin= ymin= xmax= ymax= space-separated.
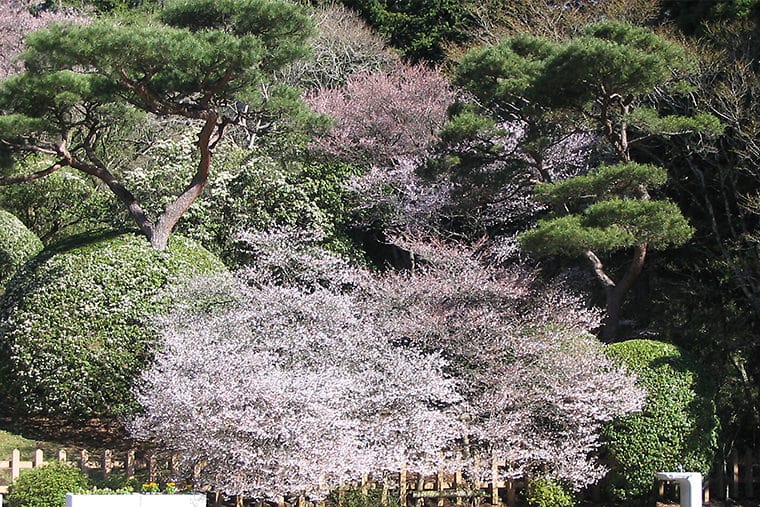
xmin=0 ymin=0 xmax=759 ymax=502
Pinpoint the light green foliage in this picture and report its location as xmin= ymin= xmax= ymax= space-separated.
xmin=520 ymin=163 xmax=694 ymax=258
xmin=627 ymin=108 xmax=725 ymax=137
xmin=0 ymin=210 xmax=42 ymax=289
xmin=534 ymin=22 xmax=690 ymax=108
xmin=602 ymin=340 xmax=719 ymax=501
xmin=0 ymin=166 xmax=114 ymax=245
xmin=453 ymin=34 xmax=557 ymax=106
xmin=520 ymin=215 xmax=634 ymax=257
xmin=525 ymin=477 xmax=576 ymax=507
xmin=327 ymin=486 xmax=400 ymax=507
xmin=7 ymin=461 xmax=90 ymax=507
xmin=454 ymin=21 xmax=691 ymax=113
xmin=0 ymin=232 xmax=226 ymax=418
xmin=533 ymin=163 xmax=668 ymax=207
xmin=340 ymin=0 xmax=473 ymax=62
xmin=119 ymin=133 xmax=357 ymax=263
xmin=0 ymin=0 xmax=319 ymax=249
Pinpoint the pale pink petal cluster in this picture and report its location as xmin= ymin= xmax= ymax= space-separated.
xmin=0 ymin=2 xmax=89 ymax=79
xmin=131 ymin=234 xmax=643 ymax=498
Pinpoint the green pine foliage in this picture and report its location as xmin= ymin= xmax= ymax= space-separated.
xmin=0 ymin=232 xmax=226 ymax=419
xmin=340 ymin=0 xmax=473 ymax=62
xmin=519 ymin=163 xmax=694 ymax=258
xmin=602 ymin=340 xmax=719 ymax=501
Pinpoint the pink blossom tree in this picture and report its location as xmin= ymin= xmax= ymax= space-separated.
xmin=0 ymin=1 xmax=88 ymax=79
xmin=129 ymin=232 xmax=465 ymax=499
xmin=304 ymin=64 xmax=457 ymax=231
xmin=367 ymin=238 xmax=645 ymax=488
xmin=130 ymin=232 xmax=643 ymax=496
xmin=305 ymin=63 xmax=456 ymax=167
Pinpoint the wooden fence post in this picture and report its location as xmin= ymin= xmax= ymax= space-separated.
xmin=746 ymin=450 xmax=754 ymax=499
xmin=454 ymin=470 xmax=464 ymax=507
xmin=437 ymin=468 xmax=445 ymax=507
xmin=11 ymin=449 xmax=20 ymax=481
xmin=148 ymin=453 xmax=158 ymax=482
xmin=399 ymin=465 xmax=408 ymax=507
xmin=33 ymin=449 xmax=44 ymax=469
xmin=126 ymin=449 xmax=135 ymax=479
xmin=491 ymin=455 xmax=499 ymax=507
xmin=79 ymin=449 xmax=89 ymax=473
xmin=101 ymin=449 xmax=112 ymax=480
xmin=58 ymin=449 xmax=67 ymax=464
xmin=416 ymin=473 xmax=425 ymax=507
xmin=731 ymin=448 xmax=740 ymax=499
xmin=381 ymin=473 xmax=389 ymax=507
xmin=170 ymin=453 xmax=179 ymax=477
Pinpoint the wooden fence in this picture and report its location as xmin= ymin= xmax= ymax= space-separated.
xmin=1 ymin=449 xmax=519 ymax=507
xmin=4 ymin=446 xmax=760 ymax=506
xmin=711 ymin=448 xmax=760 ymax=501
xmin=0 ymin=447 xmax=180 ymax=496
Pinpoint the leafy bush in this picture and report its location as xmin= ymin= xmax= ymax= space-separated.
xmin=0 ymin=232 xmax=226 ymax=419
xmin=525 ymin=477 xmax=576 ymax=507
xmin=0 ymin=167 xmax=115 ymax=246
xmin=0 ymin=210 xmax=42 ymax=290
xmin=7 ymin=461 xmax=90 ymax=507
xmin=602 ymin=339 xmax=718 ymax=501
xmin=327 ymin=486 xmax=400 ymax=507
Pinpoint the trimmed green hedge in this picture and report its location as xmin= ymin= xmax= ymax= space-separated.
xmin=0 ymin=232 xmax=225 ymax=419
xmin=7 ymin=461 xmax=89 ymax=507
xmin=526 ymin=477 xmax=575 ymax=507
xmin=602 ymin=339 xmax=718 ymax=501
xmin=0 ymin=210 xmax=43 ymax=290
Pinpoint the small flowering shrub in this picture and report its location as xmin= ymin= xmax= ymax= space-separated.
xmin=0 ymin=210 xmax=42 ymax=290
xmin=0 ymin=232 xmax=226 ymax=418
xmin=7 ymin=461 xmax=90 ymax=507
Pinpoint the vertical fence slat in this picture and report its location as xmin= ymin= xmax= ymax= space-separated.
xmin=10 ymin=449 xmax=20 ymax=481
xmin=454 ymin=470 xmax=464 ymax=506
xmin=101 ymin=449 xmax=112 ymax=479
xmin=57 ymin=449 xmax=67 ymax=463
xmin=148 ymin=453 xmax=157 ymax=483
xmin=79 ymin=449 xmax=89 ymax=473
xmin=491 ymin=455 xmax=499 ymax=507
xmin=381 ymin=473 xmax=389 ymax=507
xmin=436 ymin=467 xmax=445 ymax=507
xmin=746 ymin=450 xmax=755 ymax=499
xmin=125 ymin=449 xmax=135 ymax=479
xmin=399 ymin=465 xmax=407 ymax=507
xmin=33 ymin=449 xmax=43 ymax=468
xmin=731 ymin=448 xmax=740 ymax=499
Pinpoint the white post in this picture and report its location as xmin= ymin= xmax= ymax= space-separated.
xmin=655 ymin=472 xmax=703 ymax=507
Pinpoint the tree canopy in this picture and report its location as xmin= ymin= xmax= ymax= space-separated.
xmin=0 ymin=0 xmax=317 ymax=249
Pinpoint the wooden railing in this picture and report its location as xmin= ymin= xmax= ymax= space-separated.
xmin=1 ymin=448 xmax=519 ymax=506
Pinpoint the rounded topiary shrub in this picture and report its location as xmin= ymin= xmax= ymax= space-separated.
xmin=7 ymin=461 xmax=89 ymax=507
xmin=602 ymin=339 xmax=718 ymax=502
xmin=0 ymin=232 xmax=226 ymax=418
xmin=525 ymin=477 xmax=575 ymax=507
xmin=0 ymin=209 xmax=43 ymax=290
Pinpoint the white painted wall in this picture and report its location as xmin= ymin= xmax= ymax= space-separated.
xmin=65 ymin=493 xmax=206 ymax=507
